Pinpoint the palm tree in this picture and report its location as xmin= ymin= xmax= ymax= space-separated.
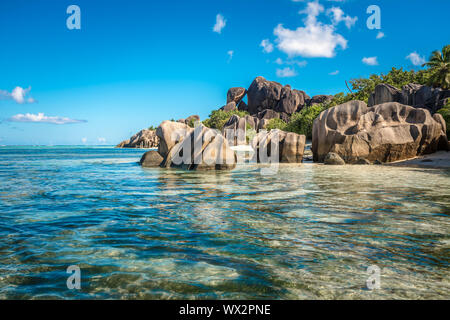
xmin=423 ymin=44 xmax=450 ymax=89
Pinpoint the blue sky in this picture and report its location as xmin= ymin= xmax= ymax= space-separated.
xmin=0 ymin=0 xmax=449 ymax=145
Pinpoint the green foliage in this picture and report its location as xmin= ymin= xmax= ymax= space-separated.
xmin=202 ymin=109 xmax=249 ymax=130
xmin=266 ymin=118 xmax=287 ymax=131
xmin=437 ymin=101 xmax=450 ymax=137
xmin=423 ymin=44 xmax=450 ymax=89
xmin=284 ymin=104 xmax=326 ymax=139
xmin=148 ymin=125 xmax=156 ymax=130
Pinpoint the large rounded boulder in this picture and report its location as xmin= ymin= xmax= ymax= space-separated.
xmin=227 ymin=87 xmax=247 ymax=104
xmin=163 ymin=124 xmax=237 ymax=170
xmin=156 ymin=121 xmax=194 ymax=160
xmin=312 ymin=100 xmax=448 ymax=163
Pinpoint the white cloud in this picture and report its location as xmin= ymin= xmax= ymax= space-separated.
xmin=274 ymin=58 xmax=307 ymax=67
xmin=276 ymin=67 xmax=298 ymax=78
xmin=9 ymin=113 xmax=87 ymax=125
xmin=273 ymin=1 xmax=348 ymax=58
xmin=406 ymin=52 xmax=426 ymax=66
xmin=327 ymin=7 xmax=357 ymax=29
xmin=227 ymin=50 xmax=234 ymax=62
xmin=260 ymin=39 xmax=274 ymax=53
xmin=376 ymin=31 xmax=385 ymax=39
xmin=98 ymin=137 xmax=106 ymax=143
xmin=213 ymin=14 xmax=226 ymax=34
xmin=81 ymin=137 xmax=87 ymax=144
xmin=362 ymin=56 xmax=378 ymax=66
xmin=0 ymin=86 xmax=36 ymax=104
xmin=329 ymin=70 xmax=339 ymax=75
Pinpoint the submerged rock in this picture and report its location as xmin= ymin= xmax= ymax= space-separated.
xmin=140 ymin=150 xmax=164 ymax=167
xmin=116 ymin=129 xmax=159 ymax=148
xmin=324 ymin=152 xmax=345 ymax=165
xmin=312 ymin=100 xmax=448 ymax=164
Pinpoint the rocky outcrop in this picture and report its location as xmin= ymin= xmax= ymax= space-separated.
xmin=223 ymin=114 xmax=247 ymax=146
xmin=307 ymin=95 xmax=333 ymax=107
xmin=368 ymin=84 xmax=402 ymax=107
xmin=257 ymin=109 xmax=290 ymax=122
xmin=116 ymin=129 xmax=159 ymax=148
xmin=368 ymin=83 xmax=450 ymax=113
xmin=324 ymin=152 xmax=345 ymax=165
xmin=312 ymin=100 xmax=448 ymax=164
xmin=220 ymin=101 xmax=237 ymax=112
xmin=237 ymin=100 xmax=248 ymax=112
xmin=247 ymin=76 xmax=306 ymax=115
xmin=140 ymin=150 xmax=164 ymax=167
xmin=222 ymin=115 xmax=268 ymax=146
xmin=227 ymin=87 xmax=247 ymax=104
xmin=163 ymin=125 xmax=236 ymax=170
xmin=252 ymin=129 xmax=306 ymax=163
xmin=156 ymin=121 xmax=194 ymax=160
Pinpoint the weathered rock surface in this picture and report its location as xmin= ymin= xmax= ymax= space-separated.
xmin=185 ymin=115 xmax=200 ymax=125
xmin=220 ymin=101 xmax=237 ymax=112
xmin=312 ymin=100 xmax=448 ymax=163
xmin=156 ymin=121 xmax=194 ymax=160
xmin=368 ymin=84 xmax=402 ymax=107
xmin=237 ymin=100 xmax=248 ymax=112
xmin=324 ymin=152 xmax=345 ymax=165
xmin=252 ymin=129 xmax=306 ymax=163
xmin=223 ymin=114 xmax=247 ymax=146
xmin=222 ymin=114 xmax=268 ymax=146
xmin=164 ymin=125 xmax=236 ymax=170
xmin=116 ymin=129 xmax=159 ymax=148
xmin=247 ymin=76 xmax=306 ymax=115
xmin=227 ymin=87 xmax=247 ymax=104
xmin=369 ymin=83 xmax=450 ymax=113
xmin=257 ymin=109 xmax=290 ymax=122
xmin=140 ymin=150 xmax=164 ymax=167
xmin=307 ymin=95 xmax=333 ymax=106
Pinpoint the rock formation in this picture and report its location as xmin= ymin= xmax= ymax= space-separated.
xmin=323 ymin=152 xmax=345 ymax=165
xmin=312 ymin=100 xmax=448 ymax=164
xmin=156 ymin=121 xmax=194 ymax=161
xmin=116 ymin=129 xmax=159 ymax=148
xmin=227 ymin=87 xmax=247 ymax=104
xmin=140 ymin=150 xmax=164 ymax=167
xmin=220 ymin=101 xmax=237 ymax=112
xmin=252 ymin=129 xmax=306 ymax=163
xmin=247 ymin=76 xmax=307 ymax=116
xmin=222 ymin=114 xmax=269 ymax=146
xmin=162 ymin=124 xmax=236 ymax=170
xmin=368 ymin=83 xmax=450 ymax=113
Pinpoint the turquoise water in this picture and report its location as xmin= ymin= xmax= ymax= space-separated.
xmin=0 ymin=146 xmax=449 ymax=299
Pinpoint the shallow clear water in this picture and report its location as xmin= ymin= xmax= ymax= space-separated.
xmin=0 ymin=146 xmax=449 ymax=299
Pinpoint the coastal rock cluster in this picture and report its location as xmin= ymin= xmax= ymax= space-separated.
xmin=368 ymin=83 xmax=450 ymax=113
xmin=117 ymin=76 xmax=449 ymax=170
xmin=223 ymin=76 xmax=332 ymax=123
xmin=141 ymin=120 xmax=237 ymax=170
xmin=312 ymin=100 xmax=448 ymax=164
xmin=116 ymin=129 xmax=159 ymax=148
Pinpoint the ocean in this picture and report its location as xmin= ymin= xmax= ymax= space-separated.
xmin=0 ymin=146 xmax=449 ymax=299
